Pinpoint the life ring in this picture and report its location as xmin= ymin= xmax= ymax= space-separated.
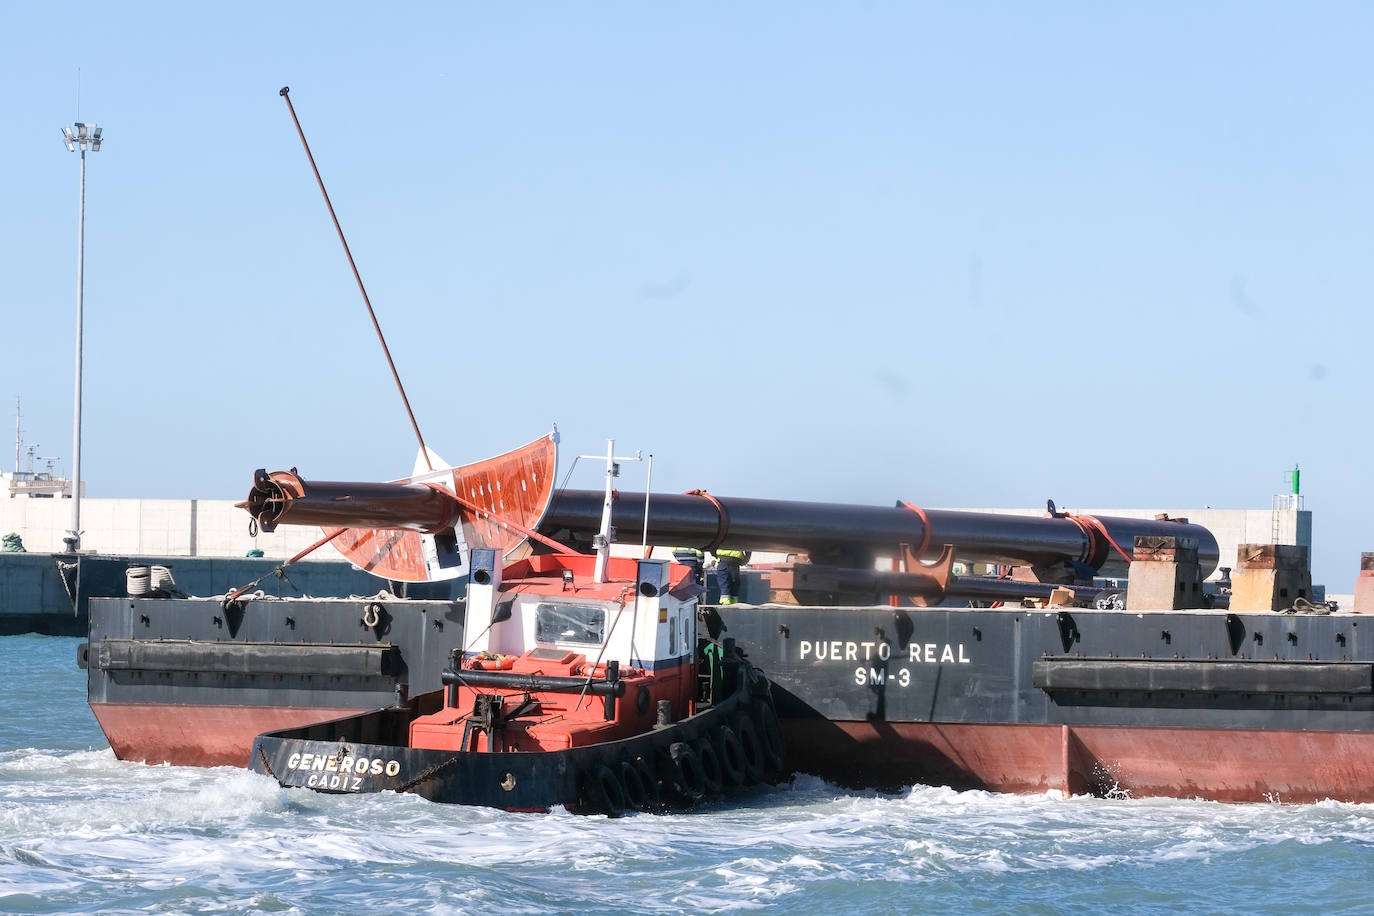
xmin=667 ymin=741 xmax=705 ymax=801
xmin=714 ymin=725 xmax=746 ymax=787
xmin=619 ymin=759 xmax=648 ymax=811
xmin=695 ymin=737 xmax=724 ymax=796
xmin=755 ymin=703 xmax=786 ymax=772
xmin=584 ymin=763 xmax=627 ymax=816
xmin=734 ymin=714 xmax=766 ymax=784
xmin=634 ymin=754 xmax=660 ymax=808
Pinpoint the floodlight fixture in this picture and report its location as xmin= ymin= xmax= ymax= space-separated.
xmin=61 ymin=122 xmax=101 ymax=153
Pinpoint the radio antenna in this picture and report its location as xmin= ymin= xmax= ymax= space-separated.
xmin=278 ymin=86 xmax=433 ymax=471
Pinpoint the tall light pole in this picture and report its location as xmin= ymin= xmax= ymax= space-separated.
xmin=61 ymin=121 xmax=101 ymax=553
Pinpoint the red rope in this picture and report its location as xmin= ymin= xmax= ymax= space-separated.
xmin=889 ymin=555 xmax=901 ymax=607
xmin=447 ymin=490 xmax=579 ymax=556
xmin=898 ymin=501 xmax=932 ymax=560
xmin=226 ymin=527 xmax=348 ymax=603
xmin=989 ymin=565 xmax=1012 ymax=609
xmin=286 ymin=526 xmax=348 ymax=565
xmin=685 ymin=489 xmax=730 ymax=552
xmin=1066 ymin=513 xmax=1133 ymax=566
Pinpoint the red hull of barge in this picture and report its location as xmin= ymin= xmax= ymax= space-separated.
xmin=94 ymin=701 xmax=1374 ymax=804
xmin=786 ymin=720 xmax=1374 ymax=804
xmin=91 ymin=703 xmax=371 ymax=768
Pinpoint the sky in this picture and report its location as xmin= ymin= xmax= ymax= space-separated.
xmin=2 ymin=3 xmax=1370 ymax=588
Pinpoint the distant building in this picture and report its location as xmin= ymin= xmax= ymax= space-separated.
xmin=1 ymin=470 xmax=78 ymax=500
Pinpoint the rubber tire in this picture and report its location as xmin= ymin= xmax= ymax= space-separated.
xmin=756 ymin=703 xmax=786 ymax=773
xmin=715 ymin=725 xmax=746 ymax=787
xmin=619 ymin=759 xmax=648 ymax=811
xmin=734 ymin=714 xmax=766 ymax=784
xmin=634 ymin=754 xmax=661 ymax=808
xmin=668 ymin=741 xmax=706 ymax=801
xmin=585 ymin=763 xmax=627 ymax=817
xmin=695 ymin=737 xmax=724 ymax=796
xmin=747 ymin=666 xmax=771 ymax=700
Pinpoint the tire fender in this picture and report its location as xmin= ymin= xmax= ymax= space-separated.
xmin=584 ymin=763 xmax=627 ymax=816
xmin=734 ymin=714 xmax=766 ymax=784
xmin=715 ymin=725 xmax=747 ymax=787
xmin=619 ymin=758 xmax=648 ymax=811
xmin=756 ymin=703 xmax=786 ymax=773
xmin=695 ymin=736 xmax=724 ymax=796
xmin=668 ymin=741 xmax=706 ymax=801
xmin=634 ymin=754 xmax=661 ymax=808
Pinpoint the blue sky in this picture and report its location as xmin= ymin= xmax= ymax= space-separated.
xmin=2 ymin=3 xmax=1369 ymax=588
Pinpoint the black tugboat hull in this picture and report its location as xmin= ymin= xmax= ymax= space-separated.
xmin=249 ymin=675 xmax=785 ymax=813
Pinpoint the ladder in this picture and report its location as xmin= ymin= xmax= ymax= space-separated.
xmin=1270 ymin=493 xmax=1304 ymax=544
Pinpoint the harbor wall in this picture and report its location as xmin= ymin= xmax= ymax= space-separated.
xmin=0 ymin=553 xmax=461 ymax=635
xmin=0 ymin=553 xmax=79 ymax=632
xmin=0 ymin=497 xmax=343 ymax=561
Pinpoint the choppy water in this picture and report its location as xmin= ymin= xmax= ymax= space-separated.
xmin=1 ymin=635 xmax=1371 ymax=914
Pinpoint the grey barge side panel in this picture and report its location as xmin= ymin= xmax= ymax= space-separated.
xmin=715 ymin=605 xmax=1374 ymax=732
xmin=712 ymin=604 xmax=1374 ymax=801
xmin=85 ymin=596 xmax=468 ymax=766
xmin=87 ymin=596 xmax=464 ymax=709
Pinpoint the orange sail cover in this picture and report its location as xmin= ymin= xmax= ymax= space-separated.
xmin=328 ymin=432 xmax=558 ymax=582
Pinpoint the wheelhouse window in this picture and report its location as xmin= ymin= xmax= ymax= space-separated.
xmin=534 ymin=602 xmax=607 ymax=646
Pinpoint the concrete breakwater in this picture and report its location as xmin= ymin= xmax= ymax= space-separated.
xmin=0 ymin=496 xmax=433 ymax=634
xmin=0 ymin=496 xmax=340 ymax=560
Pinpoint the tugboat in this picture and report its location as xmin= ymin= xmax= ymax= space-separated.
xmin=248 ymin=449 xmax=785 ymax=815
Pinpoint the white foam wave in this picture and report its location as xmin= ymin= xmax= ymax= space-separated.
xmin=1 ymin=748 xmax=1372 ymax=913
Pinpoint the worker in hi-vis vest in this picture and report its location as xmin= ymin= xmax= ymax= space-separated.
xmin=671 ymin=547 xmax=705 ymax=586
xmin=713 ymin=548 xmax=750 ymax=605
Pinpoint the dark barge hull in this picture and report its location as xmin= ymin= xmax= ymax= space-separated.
xmin=782 ymin=720 xmax=1374 ymax=804
xmin=715 ymin=603 xmax=1374 ymax=803
xmin=87 ymin=597 xmax=1374 ymax=802
xmin=84 ymin=596 xmax=463 ymax=766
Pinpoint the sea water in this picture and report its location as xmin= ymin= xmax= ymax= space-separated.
xmin=1 ymin=635 xmax=1370 ymax=915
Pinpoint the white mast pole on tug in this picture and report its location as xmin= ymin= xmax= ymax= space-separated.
xmin=582 ymin=439 xmax=643 ymax=583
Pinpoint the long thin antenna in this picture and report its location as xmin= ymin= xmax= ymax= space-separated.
xmin=76 ymin=67 xmax=80 ymax=121
xmin=278 ymin=86 xmax=433 ymax=471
